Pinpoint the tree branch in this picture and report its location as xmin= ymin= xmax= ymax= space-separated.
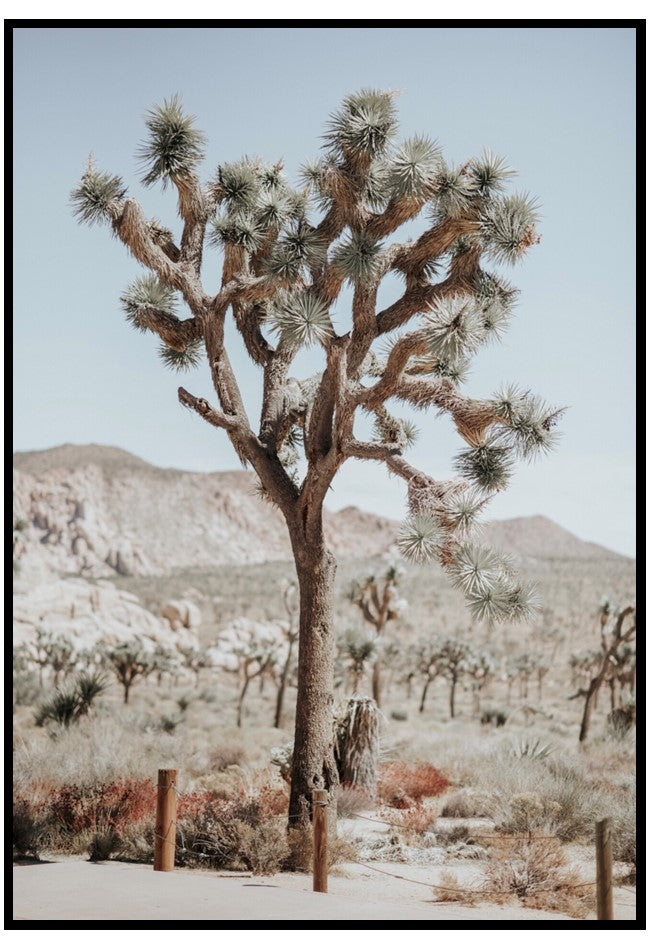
xmin=137 ymin=308 xmax=202 ymax=351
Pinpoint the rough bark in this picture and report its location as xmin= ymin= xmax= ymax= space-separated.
xmin=288 ymin=541 xmax=339 ymax=825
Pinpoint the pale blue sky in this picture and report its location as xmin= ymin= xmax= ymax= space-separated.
xmin=13 ymin=27 xmax=636 ymax=556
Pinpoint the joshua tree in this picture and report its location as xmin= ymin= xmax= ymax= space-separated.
xmin=333 ymin=697 xmax=381 ymax=800
xmin=349 ymin=562 xmax=407 ymax=706
xmin=101 ymin=639 xmax=157 ymax=704
xmin=71 ymin=89 xmax=560 ymax=823
xmin=212 ymin=618 xmax=285 ymax=727
xmin=438 ymin=638 xmax=472 ymax=719
xmin=414 ymin=636 xmax=443 ymax=713
xmin=466 ymin=647 xmax=495 ymax=715
xmin=339 ymin=627 xmax=379 ymax=695
xmin=571 ymin=604 xmax=635 ymax=742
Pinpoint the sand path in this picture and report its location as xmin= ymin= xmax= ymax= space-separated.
xmin=12 ymin=860 xmax=636 ymax=923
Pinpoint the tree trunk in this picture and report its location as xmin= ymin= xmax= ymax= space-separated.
xmin=123 ymin=680 xmax=131 ymax=705
xmin=449 ymin=677 xmax=457 ymax=719
xmin=579 ymin=678 xmax=599 ymax=742
xmin=237 ymin=675 xmax=250 ymax=728
xmin=419 ymin=678 xmax=431 ymax=713
xmin=274 ymin=635 xmax=295 ymax=729
xmin=371 ymin=658 xmax=382 ymax=708
xmin=288 ymin=543 xmax=339 ymax=825
xmin=609 ymin=679 xmax=616 ymax=711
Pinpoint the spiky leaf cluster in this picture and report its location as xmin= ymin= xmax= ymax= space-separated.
xmin=120 ymin=275 xmax=177 ymax=332
xmin=454 ymin=440 xmax=515 ymax=493
xmin=333 ymin=231 xmax=384 ymax=283
xmin=447 ymin=543 xmax=539 ymax=622
xmin=388 ymin=136 xmax=442 ymax=200
xmin=138 ymin=96 xmax=206 ymax=188
xmin=442 ymin=491 xmax=489 ymax=536
xmin=397 ymin=514 xmax=445 ymax=563
xmin=159 ymin=339 xmax=203 ymax=372
xmin=479 ymin=193 xmax=540 ymax=265
xmin=210 ymin=212 xmax=264 ymax=252
xmin=70 ymin=159 xmax=127 ymax=226
xmin=431 ymin=163 xmax=477 ymax=218
xmin=217 ymin=160 xmax=261 ymax=211
xmin=266 ymin=224 xmax=326 ymax=279
xmin=491 ymin=388 xmax=564 ymax=459
xmin=269 ymin=292 xmax=332 ymax=348
xmin=468 ymin=149 xmax=515 ymax=197
xmin=424 ymin=295 xmax=487 ymax=362
xmin=325 ymin=88 xmax=398 ymax=158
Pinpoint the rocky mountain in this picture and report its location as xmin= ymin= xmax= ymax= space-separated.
xmin=13 ymin=444 xmax=626 ymax=582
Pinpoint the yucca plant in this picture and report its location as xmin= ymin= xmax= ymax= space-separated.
xmin=71 ymin=87 xmax=561 ymax=826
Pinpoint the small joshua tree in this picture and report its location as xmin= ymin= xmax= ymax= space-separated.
xmin=212 ymin=618 xmax=285 ymax=727
xmin=100 ymin=639 xmax=157 ymax=704
xmin=438 ymin=638 xmax=472 ymax=719
xmin=339 ymin=627 xmax=379 ymax=695
xmin=349 ymin=562 xmax=407 ymax=706
xmin=570 ymin=603 xmax=636 ymax=742
xmin=414 ymin=636 xmax=443 ymax=713
xmin=71 ymin=89 xmax=560 ymax=823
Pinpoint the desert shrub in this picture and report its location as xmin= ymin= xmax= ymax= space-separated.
xmin=510 ymin=737 xmax=554 ymax=761
xmin=378 ymin=762 xmax=450 ymax=808
xmin=433 ymin=870 xmax=480 ymax=904
xmin=236 ymin=819 xmax=289 ymax=874
xmin=175 ymin=785 xmax=289 ymax=872
xmin=209 ymin=743 xmax=247 ymax=771
xmin=337 ymin=784 xmax=372 ymax=819
xmin=496 ymin=793 xmax=562 ymax=836
xmin=610 ymin=780 xmax=636 ymax=880
xmin=481 ymin=707 xmax=508 ymax=727
xmin=34 ymin=672 xmax=108 ymax=729
xmin=385 ymin=804 xmax=436 ymax=842
xmin=284 ymin=825 xmax=357 ymax=873
xmin=440 ymin=788 xmax=493 ymax=819
xmin=49 ymin=778 xmax=156 ymax=836
xmin=13 ymin=794 xmax=50 ymax=858
xmin=484 ymin=837 xmax=595 ymax=918
xmin=88 ymin=829 xmax=122 ymax=861
xmin=390 ymin=710 xmax=408 ymax=722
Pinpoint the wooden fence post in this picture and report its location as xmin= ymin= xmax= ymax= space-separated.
xmin=312 ymin=788 xmax=328 ymax=893
xmin=154 ymin=768 xmax=177 ymax=872
xmin=596 ymin=817 xmax=613 ymax=920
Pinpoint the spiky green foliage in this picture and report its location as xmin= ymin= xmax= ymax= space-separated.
xmin=265 ymin=223 xmax=326 ymax=279
xmin=364 ymin=160 xmax=391 ymax=211
xmin=443 ymin=491 xmax=489 ymax=535
xmin=469 ymin=149 xmax=515 ymax=197
xmin=432 ymin=355 xmax=471 ymax=385
xmin=256 ymin=195 xmax=291 ymax=231
xmin=34 ymin=671 xmax=107 ymax=729
xmin=216 ymin=160 xmax=260 ymax=210
xmin=138 ymin=96 xmax=206 ymax=188
xmin=70 ymin=158 xmax=126 ymax=226
xmin=397 ymin=514 xmax=445 ymax=563
xmin=120 ymin=275 xmax=177 ymax=333
xmin=269 ymin=292 xmax=332 ymax=348
xmin=159 ymin=339 xmax=203 ymax=372
xmin=432 ymin=163 xmax=477 ymax=218
xmin=332 ymin=231 xmax=383 ymax=283
xmin=388 ymin=136 xmax=442 ymax=200
xmin=454 ymin=440 xmax=515 ymax=492
xmin=479 ymin=193 xmax=541 ymax=265
xmin=325 ymin=88 xmax=398 ymax=158
xmin=491 ymin=389 xmax=564 ymax=459
xmin=447 ymin=543 xmax=505 ymax=595
xmin=210 ymin=212 xmax=264 ymax=252
xmin=424 ymin=295 xmax=486 ymax=362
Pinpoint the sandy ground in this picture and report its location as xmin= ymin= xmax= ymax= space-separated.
xmin=12 ymin=860 xmax=636 ymax=923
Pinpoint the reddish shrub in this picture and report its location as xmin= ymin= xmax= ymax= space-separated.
xmin=49 ymin=779 xmax=156 ymax=833
xmin=378 ymin=763 xmax=451 ymax=808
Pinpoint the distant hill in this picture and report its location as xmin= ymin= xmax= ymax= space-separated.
xmin=13 ymin=444 xmax=627 ymax=579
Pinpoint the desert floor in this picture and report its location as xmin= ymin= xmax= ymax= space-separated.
xmin=12 ymin=858 xmax=636 ymax=923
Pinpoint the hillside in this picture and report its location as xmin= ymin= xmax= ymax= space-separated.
xmin=13 ymin=444 xmax=626 ymax=580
